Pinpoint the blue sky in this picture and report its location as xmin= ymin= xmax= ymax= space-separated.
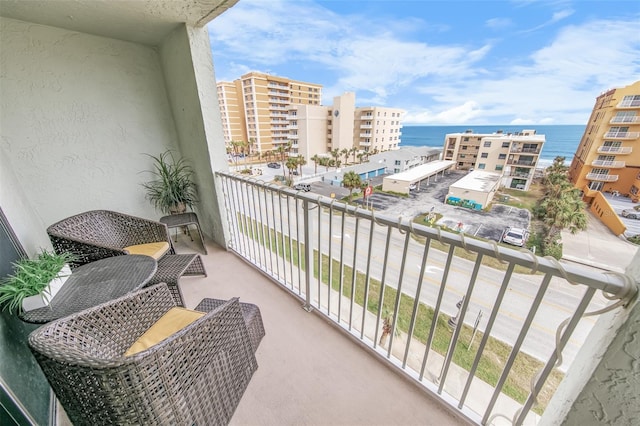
xmin=208 ymin=0 xmax=640 ymax=125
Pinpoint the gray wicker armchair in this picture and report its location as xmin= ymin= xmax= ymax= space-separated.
xmin=28 ymin=283 xmax=259 ymax=426
xmin=47 ymin=209 xmax=175 ymax=268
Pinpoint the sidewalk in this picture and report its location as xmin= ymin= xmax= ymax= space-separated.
xmin=560 ymin=210 xmax=638 ymax=273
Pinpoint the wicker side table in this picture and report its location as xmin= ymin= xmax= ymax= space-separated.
xmin=146 ymin=254 xmax=207 ymax=306
xmin=159 ymin=212 xmax=207 ymax=254
xmin=195 ymin=298 xmax=265 ymax=352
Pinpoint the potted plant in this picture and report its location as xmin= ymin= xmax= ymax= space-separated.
xmin=0 ymin=250 xmax=74 ymax=314
xmin=142 ymin=150 xmax=198 ymax=214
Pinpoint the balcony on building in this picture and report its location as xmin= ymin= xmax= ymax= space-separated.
xmin=360 ymin=123 xmax=373 ymax=129
xmin=616 ymin=99 xmax=640 ymax=108
xmin=585 ymin=172 xmax=619 ymax=182
xmin=590 ymin=159 xmax=625 ymax=168
xmin=360 ymin=132 xmax=372 ymax=138
xmin=610 ymin=116 xmax=640 ymax=124
xmin=596 ymin=145 xmax=633 ymax=155
xmin=2 ymin=3 xmax=639 ymax=426
xmin=603 ymin=130 xmax=640 ymax=139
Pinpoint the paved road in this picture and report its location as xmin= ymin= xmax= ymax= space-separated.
xmin=227 ymin=185 xmax=606 ymax=368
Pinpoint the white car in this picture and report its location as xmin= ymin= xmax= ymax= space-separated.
xmin=501 ymin=227 xmax=529 ymax=247
xmin=621 ymin=209 xmax=640 ymax=220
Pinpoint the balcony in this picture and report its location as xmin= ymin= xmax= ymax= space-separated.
xmin=597 ymin=145 xmax=633 ymax=154
xmin=360 ymin=133 xmax=372 ymax=137
xmin=586 ymin=173 xmax=619 ymax=182
xmin=213 ymin=173 xmax=636 ymax=426
xmin=507 ymin=159 xmax=535 ymax=166
xmin=510 ymin=147 xmax=540 ymax=154
xmin=361 ymin=124 xmax=373 ymax=129
xmin=603 ymin=131 xmax=640 ymax=139
xmin=590 ymin=160 xmax=625 ymax=168
xmin=616 ymin=99 xmax=640 ymax=108
xmin=610 ymin=116 xmax=640 ymax=124
xmin=2 ymin=2 xmax=639 ymax=424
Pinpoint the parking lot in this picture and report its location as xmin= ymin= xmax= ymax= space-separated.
xmin=309 ymin=170 xmax=530 ymax=244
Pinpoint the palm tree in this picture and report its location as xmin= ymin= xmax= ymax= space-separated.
xmin=230 ymin=140 xmax=245 ymax=167
xmin=285 ymin=157 xmax=298 ymax=184
xmin=319 ymin=157 xmax=331 ymax=171
xmin=330 ymin=148 xmax=340 ymax=167
xmin=534 ymin=156 xmax=587 ymax=257
xmin=296 ymin=155 xmax=306 ymax=177
xmin=357 ymin=152 xmax=365 ymax=164
xmin=342 ymin=170 xmax=362 ymax=202
xmin=351 ymin=147 xmax=358 ymax=164
xmin=311 ymin=154 xmax=320 ymax=175
xmin=341 ymin=148 xmax=349 ymax=165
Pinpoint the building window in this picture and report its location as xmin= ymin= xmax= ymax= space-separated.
xmin=478 ymin=163 xmax=486 ymax=169
xmin=463 ymin=137 xmax=469 ymax=142
xmin=481 ymin=153 xmax=488 ymax=158
xmin=498 ymin=153 xmax=506 ymax=159
xmin=395 ymin=160 xmax=401 ymax=165
xmin=483 ymin=141 xmax=492 ymax=147
xmin=502 ymin=142 xmax=510 ymax=148
xmin=495 ymin=165 xmax=503 ymax=171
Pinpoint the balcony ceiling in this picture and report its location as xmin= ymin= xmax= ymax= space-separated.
xmin=0 ymin=0 xmax=238 ymax=45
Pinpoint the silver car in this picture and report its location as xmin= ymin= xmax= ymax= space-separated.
xmin=621 ymin=209 xmax=640 ymax=220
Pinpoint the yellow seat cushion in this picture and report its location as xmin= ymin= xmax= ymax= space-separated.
xmin=125 ymin=307 xmax=205 ymax=356
xmin=124 ymin=241 xmax=170 ymax=259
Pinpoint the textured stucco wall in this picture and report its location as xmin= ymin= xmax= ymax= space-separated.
xmin=0 ymin=17 xmax=180 ymax=245
xmin=158 ymin=24 xmax=229 ymax=247
xmin=540 ymin=250 xmax=640 ymax=426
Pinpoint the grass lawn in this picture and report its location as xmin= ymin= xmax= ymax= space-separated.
xmin=237 ymin=213 xmax=562 ymax=414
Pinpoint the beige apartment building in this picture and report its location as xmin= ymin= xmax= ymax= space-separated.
xmin=218 ymin=74 xmax=405 ymax=161
xmin=443 ymin=129 xmax=545 ymax=190
xmin=216 ymin=71 xmax=322 ymax=155
xmin=568 ymin=80 xmax=640 ymax=202
xmin=291 ymin=92 xmax=404 ymax=160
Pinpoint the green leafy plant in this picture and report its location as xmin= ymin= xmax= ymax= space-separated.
xmin=0 ymin=250 xmax=74 ymax=314
xmin=142 ymin=150 xmax=198 ymax=214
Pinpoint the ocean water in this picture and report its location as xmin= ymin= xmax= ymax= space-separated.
xmin=400 ymin=125 xmax=585 ymax=167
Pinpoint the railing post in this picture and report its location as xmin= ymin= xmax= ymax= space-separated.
xmin=302 ymin=199 xmax=313 ymax=312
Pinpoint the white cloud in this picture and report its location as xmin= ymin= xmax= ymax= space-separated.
xmin=519 ymin=8 xmax=575 ymax=33
xmin=209 ymin=0 xmax=640 ymax=124
xmin=485 ymin=17 xmax=513 ymax=29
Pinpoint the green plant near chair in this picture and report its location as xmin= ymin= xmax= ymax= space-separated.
xmin=142 ymin=150 xmax=198 ymax=215
xmin=0 ymin=250 xmax=75 ymax=314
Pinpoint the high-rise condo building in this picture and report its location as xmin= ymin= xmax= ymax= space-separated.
xmin=217 ymin=73 xmax=404 ymax=161
xmin=291 ymin=92 xmax=404 ymax=160
xmin=568 ymin=80 xmax=640 ymax=202
xmin=216 ymin=71 xmax=322 ymax=155
xmin=442 ymin=129 xmax=545 ymax=191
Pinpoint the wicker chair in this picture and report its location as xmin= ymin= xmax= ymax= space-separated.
xmin=28 ymin=283 xmax=259 ymax=426
xmin=47 ymin=209 xmax=175 ymax=268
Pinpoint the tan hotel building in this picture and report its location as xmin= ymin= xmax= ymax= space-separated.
xmin=216 ymin=72 xmax=322 ymax=154
xmin=568 ymin=80 xmax=640 ymax=202
xmin=218 ymin=73 xmax=404 ymax=160
xmin=442 ymin=129 xmax=545 ymax=191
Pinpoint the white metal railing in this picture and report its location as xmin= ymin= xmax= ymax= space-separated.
xmin=216 ymin=172 xmax=636 ymax=426
xmin=604 ymin=131 xmax=640 ymax=139
xmin=610 ymin=116 xmax=639 ymax=123
xmin=590 ymin=160 xmax=625 ymax=168
xmin=597 ymin=146 xmax=632 ymax=154
xmin=586 ymin=173 xmax=619 ymax=182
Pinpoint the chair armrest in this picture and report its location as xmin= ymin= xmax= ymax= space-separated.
xmin=28 ymin=283 xmax=176 ymax=363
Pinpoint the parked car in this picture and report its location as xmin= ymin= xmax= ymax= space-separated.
xmin=501 ymin=227 xmax=529 ymax=247
xmin=409 ymin=183 xmax=417 ymax=191
xmin=621 ymin=209 xmax=640 ymax=220
xmin=267 ymin=162 xmax=281 ymax=169
xmin=293 ymin=183 xmax=311 ymax=192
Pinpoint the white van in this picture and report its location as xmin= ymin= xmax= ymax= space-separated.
xmin=294 ymin=183 xmax=311 ymax=192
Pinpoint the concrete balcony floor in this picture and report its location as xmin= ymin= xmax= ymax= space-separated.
xmin=177 ymin=236 xmax=467 ymax=425
xmin=55 ymin=232 xmax=466 ymax=425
